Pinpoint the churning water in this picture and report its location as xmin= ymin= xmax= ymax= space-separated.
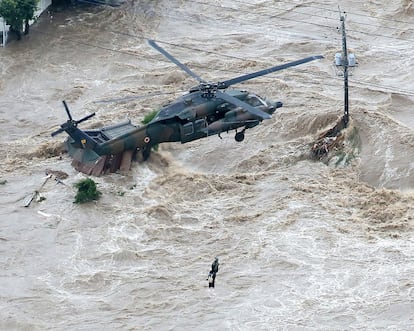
xmin=0 ymin=0 xmax=413 ymax=330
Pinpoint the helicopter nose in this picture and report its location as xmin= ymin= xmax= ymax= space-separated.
xmin=275 ymin=101 xmax=283 ymax=108
xmin=268 ymin=101 xmax=283 ymax=114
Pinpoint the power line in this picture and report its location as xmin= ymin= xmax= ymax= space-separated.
xmin=309 ymin=1 xmax=414 ymax=27
xmin=13 ymin=1 xmax=414 ymax=98
xmin=180 ymin=0 xmax=414 ymax=45
xmin=230 ymin=0 xmax=414 ymax=29
xmin=64 ymin=23 xmax=414 ymax=97
xmin=9 ymin=0 xmax=414 ymax=46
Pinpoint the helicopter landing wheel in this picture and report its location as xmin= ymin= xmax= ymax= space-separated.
xmin=235 ymin=131 xmax=245 ymax=142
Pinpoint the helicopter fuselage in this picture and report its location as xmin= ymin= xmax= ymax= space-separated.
xmin=66 ymin=88 xmax=281 ymax=158
xmin=148 ymin=89 xmax=281 ymax=144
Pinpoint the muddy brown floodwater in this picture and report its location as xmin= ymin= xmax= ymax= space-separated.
xmin=1 ymin=0 xmax=413 ymax=330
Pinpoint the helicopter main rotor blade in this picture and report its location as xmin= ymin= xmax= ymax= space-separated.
xmin=216 ymin=90 xmax=271 ymax=120
xmin=219 ymin=55 xmax=323 ymax=88
xmin=148 ymin=39 xmax=205 ymax=83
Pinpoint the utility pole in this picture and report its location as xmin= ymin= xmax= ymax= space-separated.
xmin=338 ymin=9 xmax=349 ymax=126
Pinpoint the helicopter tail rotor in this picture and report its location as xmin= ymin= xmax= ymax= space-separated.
xmin=62 ymin=100 xmax=72 ymax=121
xmin=51 ymin=101 xmax=96 ymax=137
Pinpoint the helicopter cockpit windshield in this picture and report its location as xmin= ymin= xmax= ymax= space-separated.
xmin=244 ymin=94 xmax=267 ymax=107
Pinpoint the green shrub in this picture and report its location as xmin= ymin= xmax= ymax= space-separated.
xmin=74 ymin=178 xmax=101 ymax=204
xmin=141 ymin=110 xmax=159 ymax=125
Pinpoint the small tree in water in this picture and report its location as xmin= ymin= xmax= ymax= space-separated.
xmin=74 ymin=178 xmax=102 ymax=204
xmin=0 ymin=0 xmax=38 ymax=40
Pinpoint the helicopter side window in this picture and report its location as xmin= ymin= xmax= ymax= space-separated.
xmin=182 ymin=119 xmax=206 ymax=136
xmin=182 ymin=122 xmax=194 ymax=136
xmin=194 ymin=119 xmax=206 ymax=131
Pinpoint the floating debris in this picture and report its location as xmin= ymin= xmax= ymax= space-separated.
xmin=45 ymin=168 xmax=69 ymax=180
xmin=312 ymin=135 xmax=344 ymax=159
xmin=311 ymin=116 xmax=347 ymax=160
xmin=23 ymin=175 xmax=51 ymax=207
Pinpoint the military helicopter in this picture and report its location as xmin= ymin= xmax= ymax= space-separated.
xmin=51 ymin=40 xmax=323 ymax=175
